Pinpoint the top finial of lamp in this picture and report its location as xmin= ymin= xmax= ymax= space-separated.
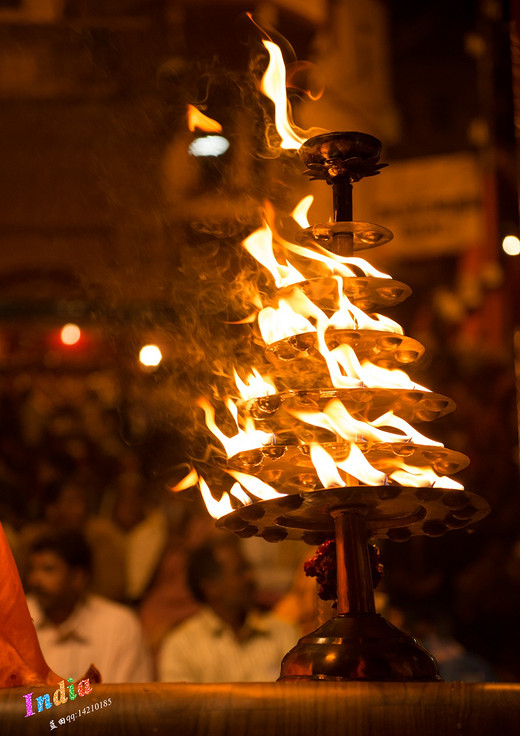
xmin=299 ymin=132 xmax=387 ymax=184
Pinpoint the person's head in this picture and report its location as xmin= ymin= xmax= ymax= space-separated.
xmin=27 ymin=531 xmax=92 ymax=623
xmin=187 ymin=535 xmax=255 ymax=620
xmin=43 ymin=476 xmax=90 ymax=530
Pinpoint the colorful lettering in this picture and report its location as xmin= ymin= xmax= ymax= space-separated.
xmin=23 ymin=692 xmax=34 ymax=718
xmin=22 ymin=675 xmax=93 ymax=719
xmin=36 ymin=694 xmax=52 ymax=712
xmin=52 ymin=681 xmax=68 ymax=707
xmin=77 ymin=679 xmax=92 ymax=697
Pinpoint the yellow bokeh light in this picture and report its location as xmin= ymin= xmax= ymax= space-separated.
xmin=60 ymin=323 xmax=81 ymax=345
xmin=139 ymin=344 xmax=162 ymax=367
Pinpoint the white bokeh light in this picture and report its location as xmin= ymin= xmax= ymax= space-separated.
xmin=502 ymin=235 xmax=520 ymax=256
xmin=139 ymin=344 xmax=162 ymax=367
xmin=188 ymin=135 xmax=230 ymax=157
xmin=60 ymin=323 xmax=81 ymax=345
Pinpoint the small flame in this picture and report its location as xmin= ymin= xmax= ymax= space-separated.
xmin=229 ymin=482 xmax=252 ymax=506
xmin=257 ymin=277 xmax=401 ymax=349
xmin=310 ymin=444 xmax=344 ymax=488
xmin=389 ymin=462 xmax=464 ymax=489
xmin=187 ymin=104 xmax=223 ymax=133
xmin=257 ymin=281 xmax=329 ymax=346
xmin=197 ymin=397 xmax=273 ymax=457
xmin=258 ymin=300 xmax=316 ymax=345
xmin=170 ymin=466 xmax=199 ymax=492
xmin=371 ymin=412 xmax=442 ymax=447
xmin=243 ymin=223 xmax=304 ymax=288
xmin=309 ymin=442 xmax=388 ymax=487
xmin=228 ymin=470 xmax=286 ymax=501
xmin=328 ymin=283 xmax=403 ymax=335
xmin=336 ymin=444 xmax=388 ymax=485
xmin=199 ymin=478 xmax=233 ymax=519
xmin=260 ymin=41 xmax=307 ymax=149
xmin=234 ymin=368 xmax=277 ymax=400
xmin=356 ymin=359 xmax=429 ymax=392
xmin=244 ymin=212 xmax=390 ymax=289
xmin=282 ymin=240 xmax=360 ymax=279
xmin=292 ymin=399 xmax=443 ymax=448
xmin=315 ymin=248 xmax=391 ymax=280
xmin=291 ymin=195 xmax=314 ymax=229
xmin=320 ymin=342 xmax=428 ymax=393
xmin=283 ymin=237 xmax=392 ymax=280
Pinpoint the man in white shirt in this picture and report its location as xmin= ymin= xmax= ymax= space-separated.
xmin=26 ymin=531 xmax=152 ymax=683
xmin=158 ymin=535 xmax=299 ymax=682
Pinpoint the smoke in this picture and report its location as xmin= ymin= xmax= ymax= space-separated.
xmin=84 ymin=16 xmax=326 ymax=491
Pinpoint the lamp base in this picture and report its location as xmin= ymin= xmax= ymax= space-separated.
xmin=278 ymin=613 xmax=441 ymax=682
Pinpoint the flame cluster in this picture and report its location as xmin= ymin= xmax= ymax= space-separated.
xmin=175 ymin=39 xmax=464 ymax=519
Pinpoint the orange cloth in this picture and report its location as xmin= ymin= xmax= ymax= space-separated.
xmin=0 ymin=522 xmax=62 ymax=688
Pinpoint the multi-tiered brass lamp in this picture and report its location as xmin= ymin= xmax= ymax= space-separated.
xmin=213 ymin=131 xmax=489 ymax=681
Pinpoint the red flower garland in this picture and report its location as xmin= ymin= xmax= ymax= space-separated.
xmin=304 ymin=538 xmax=384 ymax=602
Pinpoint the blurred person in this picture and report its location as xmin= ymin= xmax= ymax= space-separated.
xmin=26 ymin=530 xmax=152 ymax=682
xmin=102 ymin=463 xmax=169 ymax=605
xmin=138 ymin=495 xmax=216 ymax=656
xmin=157 ymin=534 xmax=298 ymax=683
xmin=241 ymin=536 xmax=310 ymax=611
xmin=272 ymin=550 xmax=329 ymax=636
xmin=18 ymin=472 xmax=126 ymax=601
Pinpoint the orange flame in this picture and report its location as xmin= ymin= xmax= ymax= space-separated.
xmin=170 ymin=466 xmax=199 ymax=492
xmin=389 ymin=462 xmax=464 ymax=489
xmin=187 ymin=105 xmax=223 ymax=133
xmin=310 ymin=444 xmax=344 ymax=488
xmin=197 ymin=397 xmax=273 ymax=457
xmin=309 ymin=442 xmax=388 ymax=487
xmin=243 ymin=223 xmax=304 ymax=288
xmin=229 ymin=482 xmax=252 ymax=506
xmin=228 ymin=470 xmax=285 ymax=501
xmin=245 ymin=206 xmax=391 ymax=284
xmin=256 ymin=277 xmax=401 ymax=348
xmin=318 ymin=342 xmax=428 ymax=392
xmin=258 ymin=299 xmax=317 ymax=345
xmin=328 ymin=282 xmax=403 ymax=334
xmin=234 ymin=368 xmax=277 ymax=400
xmin=199 ymin=478 xmax=233 ymax=519
xmin=260 ymin=41 xmax=307 ymax=149
xmin=336 ymin=444 xmax=388 ymax=485
xmin=291 ymin=195 xmax=314 ymax=229
xmin=190 ymin=34 xmax=464 ymax=518
xmin=291 ymin=399 xmax=442 ymax=447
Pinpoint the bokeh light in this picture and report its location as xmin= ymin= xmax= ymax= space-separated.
xmin=60 ymin=323 xmax=81 ymax=345
xmin=139 ymin=344 xmax=162 ymax=367
xmin=502 ymin=235 xmax=520 ymax=256
xmin=188 ymin=135 xmax=230 ymax=157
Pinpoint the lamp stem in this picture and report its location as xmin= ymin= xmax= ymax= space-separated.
xmin=332 ymin=177 xmax=353 ymax=222
xmin=332 ymin=509 xmax=375 ymax=616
